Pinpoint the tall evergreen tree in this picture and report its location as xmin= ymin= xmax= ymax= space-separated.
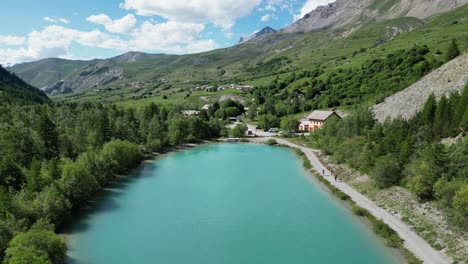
xmin=420 ymin=94 xmax=437 ymax=126
xmin=434 ymin=96 xmax=451 ymax=138
xmin=36 ymin=110 xmax=60 ymax=160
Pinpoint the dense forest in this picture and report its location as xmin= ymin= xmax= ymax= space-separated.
xmin=308 ymin=84 xmax=468 ymax=230
xmin=0 ymin=65 xmax=49 ymax=105
xmin=0 ymin=96 xmax=231 ymax=263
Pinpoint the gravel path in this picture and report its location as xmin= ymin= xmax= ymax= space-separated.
xmin=253 ymin=137 xmax=451 ymax=264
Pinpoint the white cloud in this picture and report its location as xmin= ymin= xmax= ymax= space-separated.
xmin=261 ymin=14 xmax=277 ymax=22
xmin=294 ymin=0 xmax=332 ymax=21
xmin=86 ymin=14 xmax=137 ymax=34
xmin=43 ymin=16 xmax=71 ymax=24
xmin=59 ymin=18 xmax=71 ymax=24
xmin=43 ymin=16 xmax=56 ymax=23
xmin=129 ymin=20 xmax=217 ymax=53
xmin=0 ymin=19 xmax=219 ymax=65
xmin=0 ymin=35 xmax=26 ymax=45
xmin=0 ymin=25 xmax=128 ymax=65
xmin=121 ymin=0 xmax=261 ymax=30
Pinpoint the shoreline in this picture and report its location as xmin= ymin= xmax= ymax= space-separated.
xmin=251 ymin=137 xmax=451 ymax=264
xmin=64 ymin=138 xmax=449 ymax=264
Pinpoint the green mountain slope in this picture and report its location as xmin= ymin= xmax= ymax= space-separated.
xmin=0 ymin=65 xmax=49 ymax=104
xmin=8 ymin=58 xmax=95 ymax=88
xmin=7 ymin=3 xmax=468 ymax=106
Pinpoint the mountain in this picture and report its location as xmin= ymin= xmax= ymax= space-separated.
xmin=109 ymin=51 xmax=165 ymax=63
xmin=8 ymin=58 xmax=96 ymax=88
xmin=284 ymin=0 xmax=468 ymax=33
xmin=9 ymin=52 xmax=165 ymax=95
xmin=372 ymin=52 xmax=468 ymax=122
xmin=0 ymin=65 xmax=49 ymax=104
xmin=238 ymin=27 xmax=277 ymax=44
xmin=6 ymin=1 xmax=468 ymax=99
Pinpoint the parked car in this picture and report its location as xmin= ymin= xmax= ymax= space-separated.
xmin=268 ymin=128 xmax=279 ymax=133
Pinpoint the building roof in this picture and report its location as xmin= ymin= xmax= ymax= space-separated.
xmin=182 ymin=110 xmax=200 ymax=116
xmin=307 ymin=110 xmax=340 ymax=121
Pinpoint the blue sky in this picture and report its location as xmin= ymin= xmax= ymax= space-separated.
xmin=0 ymin=0 xmax=332 ymax=65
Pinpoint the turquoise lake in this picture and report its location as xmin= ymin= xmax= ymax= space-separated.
xmin=67 ymin=143 xmax=401 ymax=264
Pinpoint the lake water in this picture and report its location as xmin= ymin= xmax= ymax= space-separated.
xmin=67 ymin=143 xmax=401 ymax=264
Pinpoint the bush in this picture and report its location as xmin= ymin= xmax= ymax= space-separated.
xmin=352 ymin=205 xmax=368 ymax=216
xmin=99 ymin=140 xmax=142 ymax=175
xmin=371 ymin=218 xmax=402 ymax=248
xmin=265 ymin=139 xmax=278 ymax=146
xmin=231 ymin=123 xmax=248 ymax=138
xmin=4 ymin=220 xmax=66 ymax=264
xmin=452 ymin=184 xmax=468 ymax=230
xmin=373 ymin=154 xmax=402 ymax=189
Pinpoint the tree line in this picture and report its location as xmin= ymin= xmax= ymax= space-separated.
xmin=310 ymin=84 xmax=468 ymax=230
xmin=0 ymin=100 xmax=225 ymax=263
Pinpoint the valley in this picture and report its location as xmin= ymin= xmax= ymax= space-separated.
xmin=0 ymin=0 xmax=467 ymax=263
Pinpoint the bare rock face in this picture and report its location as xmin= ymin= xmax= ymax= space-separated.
xmin=372 ymin=53 xmax=468 ymax=122
xmin=41 ymin=60 xmax=123 ymax=95
xmin=283 ymin=0 xmax=468 ymax=33
xmin=238 ymin=27 xmax=277 ymax=44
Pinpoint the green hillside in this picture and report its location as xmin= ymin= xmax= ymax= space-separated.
xmin=0 ymin=65 xmax=49 ymax=104
xmin=8 ymin=58 xmax=95 ymax=88
xmin=47 ymin=4 xmax=467 ymax=109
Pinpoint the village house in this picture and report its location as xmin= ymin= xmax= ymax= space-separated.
xmin=298 ymin=110 xmax=341 ymax=132
xmin=181 ymin=110 xmax=200 ymax=117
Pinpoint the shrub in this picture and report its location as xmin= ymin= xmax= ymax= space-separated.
xmin=265 ymin=139 xmax=278 ymax=146
xmin=5 ymin=220 xmax=66 ymax=264
xmin=371 ymin=218 xmax=402 ymax=248
xmin=373 ymin=154 xmax=402 ymax=189
xmin=352 ymin=205 xmax=368 ymax=216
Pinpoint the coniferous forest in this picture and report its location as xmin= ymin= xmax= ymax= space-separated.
xmin=0 ymin=85 xmax=226 ymax=262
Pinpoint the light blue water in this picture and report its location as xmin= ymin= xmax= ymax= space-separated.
xmin=67 ymin=143 xmax=401 ymax=264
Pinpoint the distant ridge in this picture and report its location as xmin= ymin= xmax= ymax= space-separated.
xmin=238 ymin=27 xmax=277 ymax=44
xmin=284 ymin=0 xmax=468 ymax=33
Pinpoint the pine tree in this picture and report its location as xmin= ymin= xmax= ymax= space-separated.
xmin=446 ymin=39 xmax=460 ymax=61
xmin=420 ymin=94 xmax=437 ymax=126
xmin=434 ymin=96 xmax=451 ymax=138
xmin=36 ymin=110 xmax=60 ymax=160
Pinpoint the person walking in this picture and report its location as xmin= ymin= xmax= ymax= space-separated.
xmin=322 ymin=169 xmax=325 ymax=176
xmin=334 ymin=173 xmax=338 ymax=182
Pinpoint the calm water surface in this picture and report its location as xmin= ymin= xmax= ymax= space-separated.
xmin=67 ymin=143 xmax=401 ymax=264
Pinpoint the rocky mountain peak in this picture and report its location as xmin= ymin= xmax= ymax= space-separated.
xmin=238 ymin=26 xmax=277 ymax=44
xmin=283 ymin=0 xmax=468 ymax=33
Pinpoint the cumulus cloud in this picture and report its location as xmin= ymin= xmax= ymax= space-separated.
xmin=129 ymin=20 xmax=217 ymax=53
xmin=121 ymin=0 xmax=261 ymax=30
xmin=0 ymin=19 xmax=218 ymax=65
xmin=294 ymin=0 xmax=332 ymax=21
xmin=0 ymin=35 xmax=26 ymax=45
xmin=43 ymin=16 xmax=70 ymax=24
xmin=86 ymin=14 xmax=137 ymax=34
xmin=0 ymin=25 xmax=128 ymax=65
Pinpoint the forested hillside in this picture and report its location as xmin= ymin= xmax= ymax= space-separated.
xmin=0 ymin=65 xmax=49 ymax=104
xmin=0 ymin=98 xmax=240 ymax=263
